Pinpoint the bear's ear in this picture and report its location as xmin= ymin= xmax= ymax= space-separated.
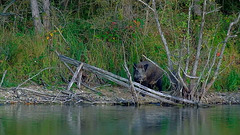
xmin=144 ymin=64 xmax=148 ymax=71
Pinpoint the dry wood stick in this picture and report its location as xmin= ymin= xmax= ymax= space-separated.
xmin=58 ymin=54 xmax=102 ymax=94
xmin=93 ymin=70 xmax=177 ymax=105
xmin=191 ymin=0 xmax=207 ymax=77
xmin=0 ymin=70 xmax=7 ymax=87
xmin=123 ymin=44 xmax=138 ymax=104
xmin=54 ymin=25 xmax=71 ymax=46
xmin=77 ymin=70 xmax=83 ymax=89
xmin=67 ymin=63 xmax=83 ymax=91
xmin=58 ymin=55 xmax=196 ymax=105
xmin=185 ymin=1 xmax=193 ymax=73
xmin=14 ymin=87 xmax=57 ymax=97
xmin=124 ymin=64 xmax=138 ymax=104
xmin=52 ymin=90 xmax=62 ymax=102
xmin=16 ymin=67 xmax=54 ymax=90
xmin=137 ymin=0 xmax=154 ymax=11
xmin=152 ymin=0 xmax=172 ymax=69
xmin=137 ymin=0 xmax=172 ymax=69
xmin=87 ymin=67 xmax=190 ymax=105
xmin=72 ymin=64 xmax=175 ymax=104
xmin=142 ymin=55 xmax=171 ymax=82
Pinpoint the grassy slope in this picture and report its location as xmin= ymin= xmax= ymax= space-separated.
xmin=0 ymin=1 xmax=239 ymax=91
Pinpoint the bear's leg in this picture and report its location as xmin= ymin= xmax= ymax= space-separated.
xmin=156 ymin=79 xmax=162 ymax=91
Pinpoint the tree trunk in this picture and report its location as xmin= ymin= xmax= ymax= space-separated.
xmin=42 ymin=0 xmax=51 ymax=31
xmin=30 ymin=0 xmax=43 ymax=33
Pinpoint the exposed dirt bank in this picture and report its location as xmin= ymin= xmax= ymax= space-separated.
xmin=203 ymin=92 xmax=240 ymax=104
xmin=0 ymin=86 xmax=240 ymax=105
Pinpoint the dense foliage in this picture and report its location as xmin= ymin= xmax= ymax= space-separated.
xmin=0 ymin=0 xmax=239 ymax=91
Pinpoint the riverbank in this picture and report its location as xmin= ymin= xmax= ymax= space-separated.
xmin=0 ymin=85 xmax=240 ymax=105
xmin=0 ymin=85 xmax=158 ymax=105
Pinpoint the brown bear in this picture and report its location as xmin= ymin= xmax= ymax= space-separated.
xmin=133 ymin=61 xmax=163 ymax=91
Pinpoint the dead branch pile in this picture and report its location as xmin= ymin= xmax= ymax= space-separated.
xmin=58 ymin=54 xmax=197 ymax=105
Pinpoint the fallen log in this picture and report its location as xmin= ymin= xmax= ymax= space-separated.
xmin=58 ymin=54 xmax=197 ymax=105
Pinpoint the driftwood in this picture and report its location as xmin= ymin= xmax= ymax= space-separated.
xmin=67 ymin=63 xmax=83 ymax=91
xmin=58 ymin=54 xmax=197 ymax=105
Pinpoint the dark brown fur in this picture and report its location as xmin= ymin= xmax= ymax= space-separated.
xmin=133 ymin=61 xmax=163 ymax=91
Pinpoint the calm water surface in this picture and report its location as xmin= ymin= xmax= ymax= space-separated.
xmin=0 ymin=104 xmax=239 ymax=135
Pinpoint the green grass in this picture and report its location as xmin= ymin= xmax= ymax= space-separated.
xmin=0 ymin=1 xmax=239 ymax=92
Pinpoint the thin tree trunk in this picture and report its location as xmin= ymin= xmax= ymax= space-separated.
xmin=42 ymin=0 xmax=51 ymax=31
xmin=190 ymin=0 xmax=207 ymax=92
xmin=185 ymin=1 xmax=193 ymax=74
xmin=191 ymin=0 xmax=206 ymax=77
xmin=30 ymin=0 xmax=43 ymax=33
xmin=152 ymin=0 xmax=172 ymax=70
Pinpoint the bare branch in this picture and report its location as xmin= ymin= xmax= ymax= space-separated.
xmin=202 ymin=44 xmax=220 ymax=90
xmin=152 ymin=0 xmax=172 ymax=69
xmin=0 ymin=70 xmax=7 ymax=87
xmin=142 ymin=55 xmax=175 ymax=86
xmin=185 ymin=1 xmax=193 ymax=73
xmin=1 ymin=0 xmax=16 ymax=23
xmin=167 ymin=67 xmax=180 ymax=86
xmin=16 ymin=67 xmax=54 ymax=90
xmin=77 ymin=70 xmax=83 ymax=89
xmin=123 ymin=44 xmax=138 ymax=104
xmin=67 ymin=63 xmax=83 ymax=91
xmin=191 ymin=0 xmax=207 ymax=77
xmin=191 ymin=46 xmax=212 ymax=98
xmin=136 ymin=0 xmax=154 ymax=12
xmin=206 ymin=6 xmax=221 ymax=15
xmin=124 ymin=63 xmax=138 ymax=104
xmin=218 ymin=61 xmax=234 ymax=75
xmin=177 ymin=69 xmax=189 ymax=92
xmin=59 ymin=54 xmax=197 ymax=105
xmin=189 ymin=0 xmax=207 ymax=93
xmin=54 ymin=25 xmax=71 ymax=46
xmin=137 ymin=0 xmax=172 ymax=69
xmin=181 ymin=68 xmax=199 ymax=79
xmin=2 ymin=0 xmax=16 ymax=13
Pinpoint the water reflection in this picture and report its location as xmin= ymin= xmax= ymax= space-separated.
xmin=0 ymin=105 xmax=239 ymax=135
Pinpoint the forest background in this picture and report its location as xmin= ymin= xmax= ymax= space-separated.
xmin=0 ymin=0 xmax=239 ymax=92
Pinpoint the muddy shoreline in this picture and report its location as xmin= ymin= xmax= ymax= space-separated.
xmin=0 ymin=85 xmax=240 ymax=105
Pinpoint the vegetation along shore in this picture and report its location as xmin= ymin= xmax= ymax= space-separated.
xmin=0 ymin=0 xmax=239 ymax=106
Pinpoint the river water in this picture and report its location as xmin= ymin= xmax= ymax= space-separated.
xmin=0 ymin=104 xmax=239 ymax=135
